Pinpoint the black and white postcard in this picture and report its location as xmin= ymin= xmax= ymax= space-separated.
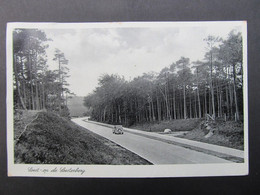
xmin=6 ymin=21 xmax=248 ymax=177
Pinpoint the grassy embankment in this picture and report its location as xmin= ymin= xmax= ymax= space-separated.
xmin=178 ymin=120 xmax=244 ymax=150
xmin=14 ymin=110 xmax=151 ymax=164
xmin=130 ymin=118 xmax=244 ymax=150
xmin=131 ymin=119 xmax=202 ymax=132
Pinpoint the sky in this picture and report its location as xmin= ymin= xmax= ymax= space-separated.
xmin=42 ymin=22 xmax=243 ymax=96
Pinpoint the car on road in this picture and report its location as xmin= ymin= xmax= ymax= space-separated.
xmin=113 ymin=125 xmax=124 ymax=134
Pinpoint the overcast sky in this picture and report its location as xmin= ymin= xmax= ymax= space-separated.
xmin=43 ymin=22 xmax=243 ymax=97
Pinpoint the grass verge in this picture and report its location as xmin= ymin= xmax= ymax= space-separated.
xmin=130 ymin=118 xmax=202 ymax=132
xmin=129 ymin=118 xmax=243 ymax=150
xmin=177 ymin=120 xmax=244 ymax=150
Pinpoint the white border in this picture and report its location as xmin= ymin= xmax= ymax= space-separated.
xmin=6 ymin=21 xmax=248 ymax=178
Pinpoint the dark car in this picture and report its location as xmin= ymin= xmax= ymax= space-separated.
xmin=112 ymin=125 xmax=124 ymax=134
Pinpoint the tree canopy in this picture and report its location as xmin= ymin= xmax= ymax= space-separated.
xmin=13 ymin=29 xmax=73 ymax=117
xmin=84 ymin=30 xmax=244 ymax=125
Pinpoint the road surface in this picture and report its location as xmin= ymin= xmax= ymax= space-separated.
xmin=72 ymin=118 xmax=232 ymax=164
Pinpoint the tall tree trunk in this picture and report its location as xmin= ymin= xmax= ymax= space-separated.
xmin=23 ymin=81 xmax=27 ymax=109
xmin=233 ymin=64 xmax=240 ymax=121
xmin=35 ymin=50 xmax=40 ymax=110
xmin=103 ymin=106 xmax=107 ymax=122
xmin=42 ymin=83 xmax=45 ymax=109
xmin=189 ymin=90 xmax=192 ymax=118
xmin=210 ymin=51 xmax=215 ymax=119
xmin=35 ymin=81 xmax=40 ymax=110
xmin=178 ymin=98 xmax=181 ymax=119
xmin=196 ymin=70 xmax=202 ymax=118
xmin=148 ymin=101 xmax=152 ymax=122
xmin=172 ymin=86 xmax=176 ymax=119
xmin=136 ymin=99 xmax=139 ymax=123
xmin=58 ymin=57 xmax=62 ymax=114
xmin=125 ymin=111 xmax=127 ymax=126
xmin=169 ymin=93 xmax=173 ymax=120
xmin=219 ymin=89 xmax=223 ymax=117
xmin=194 ymin=91 xmax=198 ymax=118
xmin=216 ymin=81 xmax=220 ymax=117
xmin=209 ymin=86 xmax=212 ymax=116
xmin=151 ymin=99 xmax=155 ymax=121
xmin=210 ymin=78 xmax=215 ymax=119
xmin=28 ymin=54 xmax=35 ymax=110
xmin=165 ymin=84 xmax=170 ymax=120
xmin=225 ymin=82 xmax=230 ymax=118
xmin=118 ymin=104 xmax=122 ymax=123
xmin=183 ymin=83 xmax=187 ymax=119
xmin=112 ymin=112 xmax=114 ymax=123
xmin=204 ymin=87 xmax=207 ymax=117
xmin=156 ymin=93 xmax=161 ymax=121
xmin=225 ymin=65 xmax=230 ymax=118
xmin=159 ymin=85 xmax=170 ymax=120
xmin=14 ymin=55 xmax=27 ymax=110
xmin=229 ymin=83 xmax=233 ymax=117
xmin=180 ymin=92 xmax=183 ymax=119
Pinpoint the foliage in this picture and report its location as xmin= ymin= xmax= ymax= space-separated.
xmin=84 ymin=30 xmax=243 ymax=125
xmin=14 ymin=111 xmax=151 ymax=164
xmin=13 ymin=29 xmax=73 ymax=117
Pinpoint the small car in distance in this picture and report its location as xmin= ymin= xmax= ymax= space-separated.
xmin=113 ymin=125 xmax=124 ymax=134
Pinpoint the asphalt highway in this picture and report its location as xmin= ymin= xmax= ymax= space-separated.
xmin=72 ymin=118 xmax=231 ymax=164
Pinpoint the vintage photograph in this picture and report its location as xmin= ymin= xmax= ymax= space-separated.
xmin=7 ymin=22 xmax=248 ymax=177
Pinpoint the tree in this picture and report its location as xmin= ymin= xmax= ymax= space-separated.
xmin=53 ymin=49 xmax=69 ymax=114
xmin=176 ymin=57 xmax=191 ymax=119
xmin=13 ymin=29 xmax=49 ymax=110
xmin=84 ymin=29 xmax=244 ymax=125
xmin=203 ymin=35 xmax=222 ymax=120
xmin=218 ymin=31 xmax=242 ymax=121
xmin=192 ymin=61 xmax=205 ymax=118
xmin=13 ymin=29 xmax=72 ymax=118
xmin=157 ymin=67 xmax=171 ymax=120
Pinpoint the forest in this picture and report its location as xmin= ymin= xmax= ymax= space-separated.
xmin=12 ymin=28 xmax=244 ymax=127
xmin=13 ymin=29 xmax=73 ymax=117
xmin=84 ymin=30 xmax=244 ymax=127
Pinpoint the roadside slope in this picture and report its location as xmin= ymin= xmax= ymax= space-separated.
xmin=129 ymin=118 xmax=244 ymax=150
xmin=177 ymin=120 xmax=244 ymax=150
xmin=14 ymin=111 xmax=151 ymax=165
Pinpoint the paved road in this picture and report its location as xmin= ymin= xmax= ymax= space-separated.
xmin=72 ymin=118 xmax=232 ymax=165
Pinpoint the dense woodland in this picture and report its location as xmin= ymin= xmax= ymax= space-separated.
xmin=84 ymin=30 xmax=244 ymax=126
xmin=13 ymin=29 xmax=73 ymax=117
xmin=12 ymin=28 xmax=244 ymax=125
